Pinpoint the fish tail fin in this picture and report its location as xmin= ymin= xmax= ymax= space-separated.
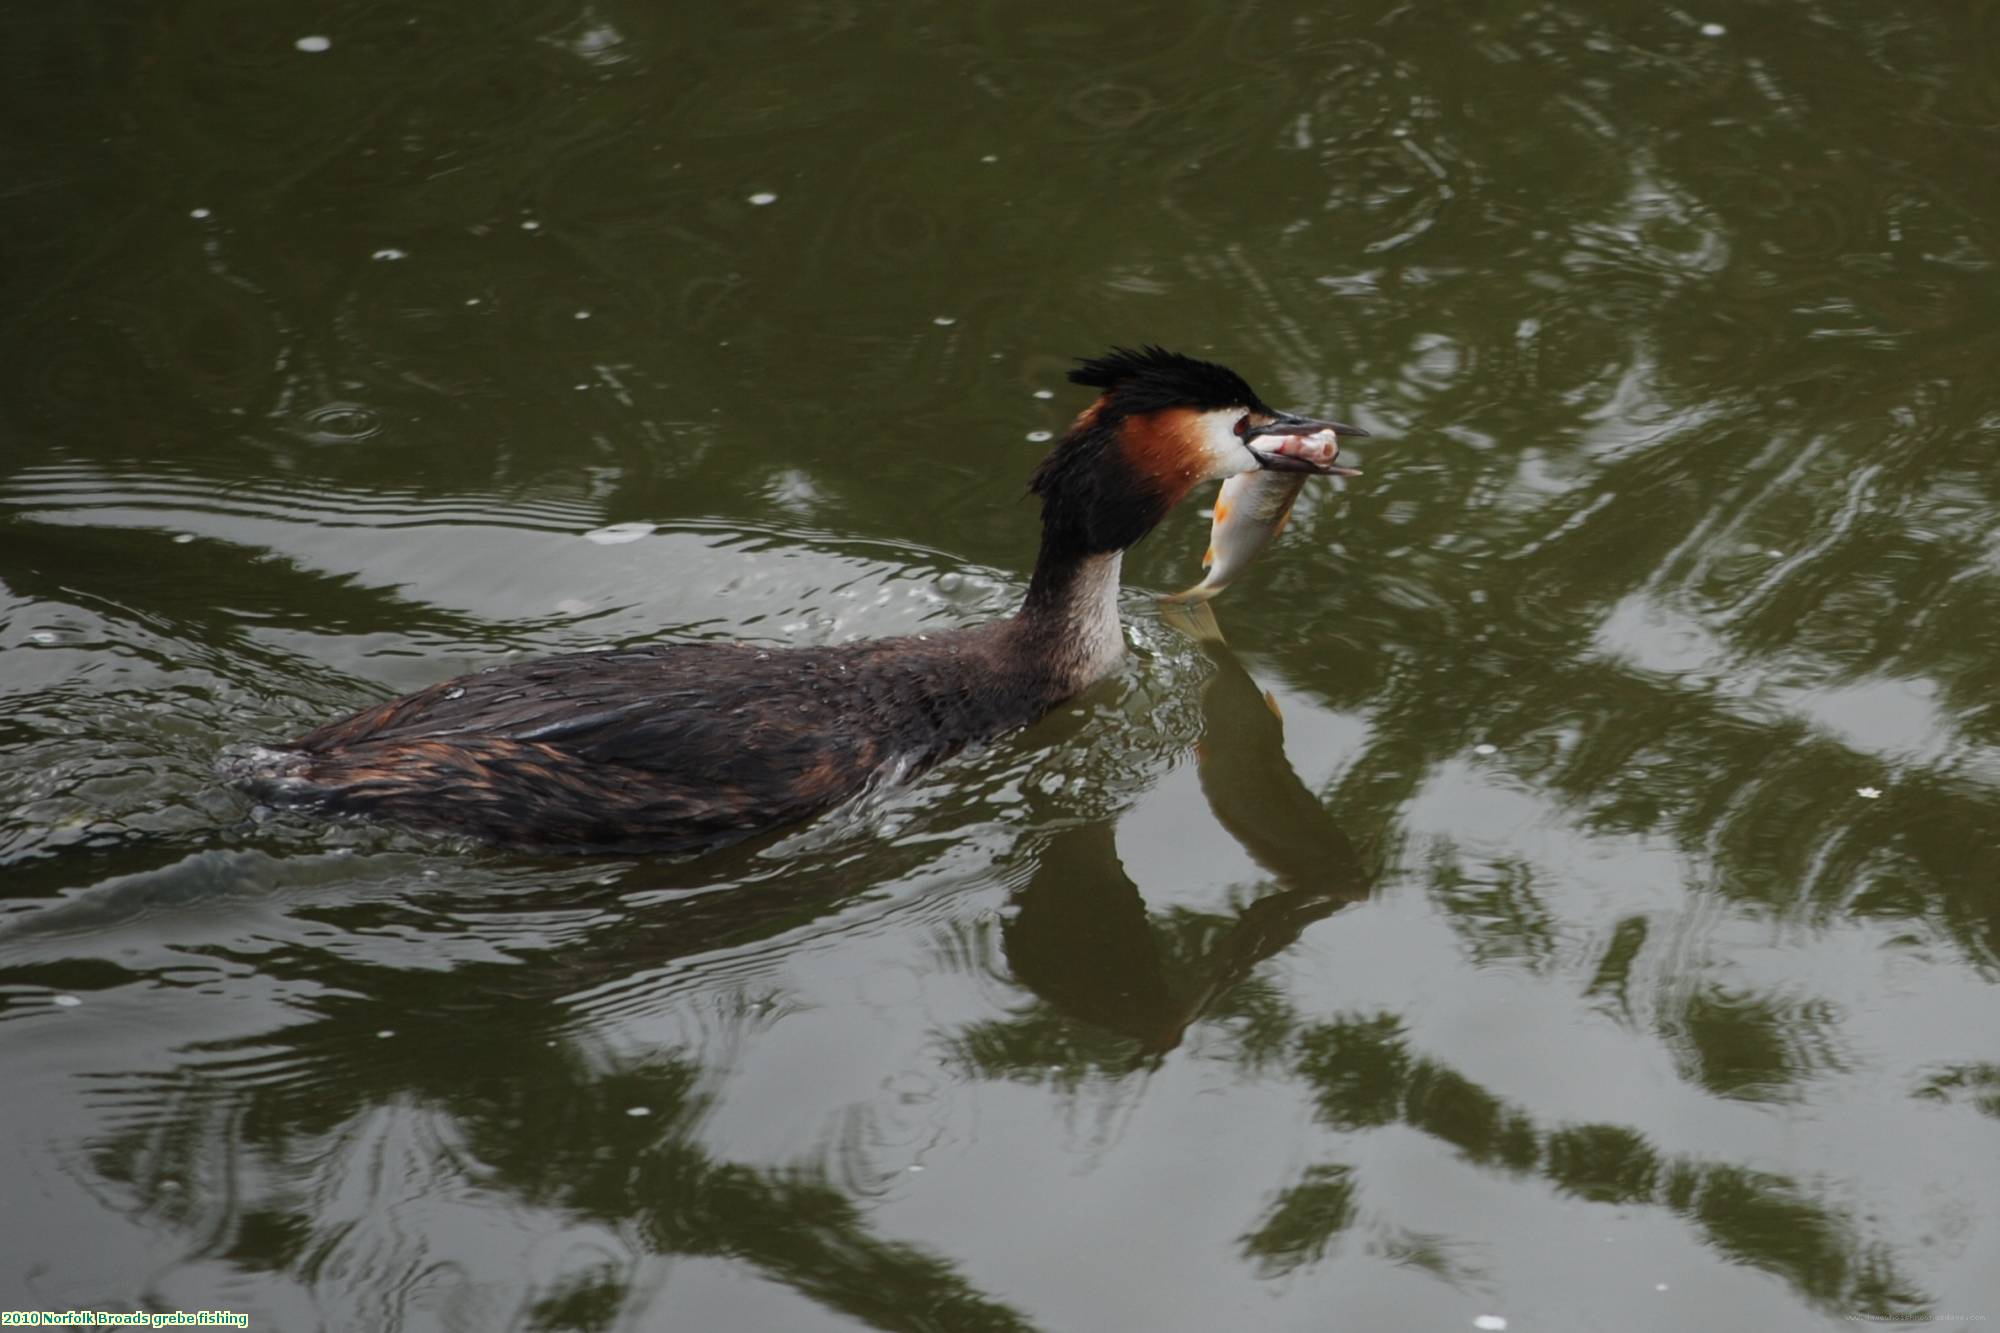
xmin=1158 ymin=598 xmax=1226 ymax=644
xmin=1159 ymin=582 xmax=1218 ymax=606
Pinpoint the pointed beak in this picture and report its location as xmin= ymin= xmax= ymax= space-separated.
xmin=1245 ymin=412 xmax=1367 ymax=476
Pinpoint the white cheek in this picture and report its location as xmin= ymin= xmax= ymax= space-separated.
xmin=1199 ymin=409 xmax=1257 ymax=478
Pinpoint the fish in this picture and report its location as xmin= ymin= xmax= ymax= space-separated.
xmin=1163 ymin=427 xmax=1360 ymax=604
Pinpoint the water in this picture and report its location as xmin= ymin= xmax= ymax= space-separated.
xmin=4 ymin=1 xmax=1998 ymax=1328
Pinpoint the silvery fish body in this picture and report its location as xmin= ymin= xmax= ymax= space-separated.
xmin=1163 ymin=470 xmax=1307 ymax=604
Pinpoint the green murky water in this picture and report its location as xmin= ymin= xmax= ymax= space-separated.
xmin=4 ymin=2 xmax=1999 ymax=1328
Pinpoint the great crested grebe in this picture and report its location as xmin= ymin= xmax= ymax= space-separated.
xmin=230 ymin=347 xmax=1367 ymax=853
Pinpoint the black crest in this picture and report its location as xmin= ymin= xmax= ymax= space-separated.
xmin=1067 ymin=345 xmax=1273 ymax=417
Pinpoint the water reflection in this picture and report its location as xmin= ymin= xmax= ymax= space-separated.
xmin=933 ymin=615 xmax=1926 ymax=1317
xmin=1260 ymin=1012 xmax=1927 ymax=1317
xmin=79 ymin=948 xmax=1039 ymax=1332
xmin=957 ymin=607 xmax=1369 ymax=1065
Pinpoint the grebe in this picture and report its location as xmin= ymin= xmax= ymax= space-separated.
xmin=231 ymin=347 xmax=1366 ymax=854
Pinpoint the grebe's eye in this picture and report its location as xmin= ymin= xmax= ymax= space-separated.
xmin=1233 ymin=415 xmax=1250 ymax=438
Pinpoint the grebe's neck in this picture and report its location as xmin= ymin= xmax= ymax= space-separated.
xmin=1016 ymin=542 xmax=1126 ymax=692
xmin=1012 ymin=403 xmax=1183 ymax=693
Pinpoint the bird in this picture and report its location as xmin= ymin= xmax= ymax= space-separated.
xmin=227 ymin=346 xmax=1364 ymax=854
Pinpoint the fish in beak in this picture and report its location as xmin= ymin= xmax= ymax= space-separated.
xmin=1244 ymin=412 xmax=1367 ymax=476
xmin=1166 ymin=415 xmax=1369 ymax=604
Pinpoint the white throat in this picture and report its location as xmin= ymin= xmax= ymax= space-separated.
xmin=1058 ymin=551 xmax=1126 ymax=687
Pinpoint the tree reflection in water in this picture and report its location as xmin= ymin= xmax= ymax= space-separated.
xmin=943 ymin=604 xmax=1929 ymax=1321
